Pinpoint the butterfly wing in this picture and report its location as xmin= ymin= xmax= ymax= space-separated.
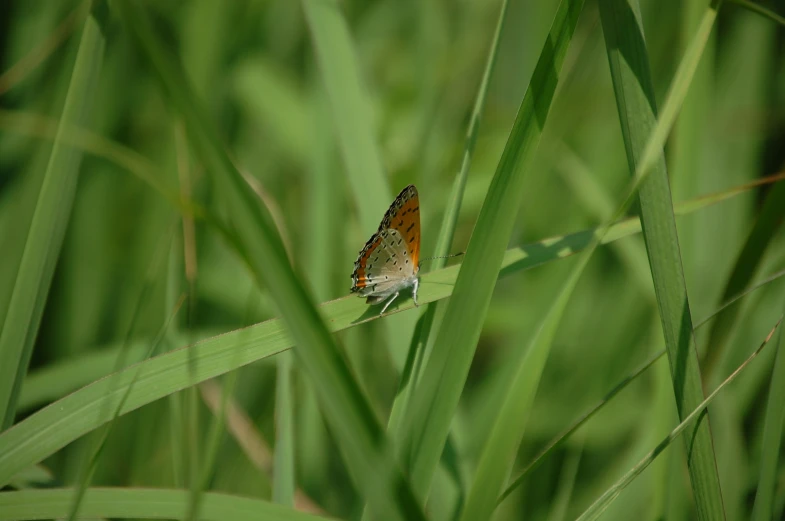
xmin=352 ymin=228 xmax=417 ymax=297
xmin=379 ymin=185 xmax=420 ymax=268
xmin=351 ymin=185 xmax=421 ymax=298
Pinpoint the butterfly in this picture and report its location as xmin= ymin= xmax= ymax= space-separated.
xmin=351 ymin=185 xmax=421 ymax=315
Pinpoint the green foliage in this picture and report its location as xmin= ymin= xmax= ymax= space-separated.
xmin=0 ymin=0 xmax=784 ymax=519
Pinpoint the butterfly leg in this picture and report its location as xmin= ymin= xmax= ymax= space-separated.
xmin=380 ymin=292 xmax=399 ymax=315
xmin=412 ymin=278 xmax=419 ymax=307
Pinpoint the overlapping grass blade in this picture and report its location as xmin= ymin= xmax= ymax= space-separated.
xmin=498 ymin=266 xmax=785 ymax=504
xmin=301 ymin=0 xmax=390 ymax=228
xmin=575 ymin=315 xmax=784 ymax=521
xmin=751 ymin=298 xmax=785 ymax=521
xmin=1 ymin=175 xmax=773 ymax=488
xmin=301 ymin=0 xmax=416 ymax=371
xmin=397 ymin=0 xmax=586 ymax=501
xmin=598 ymin=0 xmax=725 ymax=517
xmin=728 ymin=0 xmax=785 ymax=25
xmin=380 ymin=0 xmax=510 ymax=479
xmin=0 ymin=1 xmax=105 ymax=430
xmin=459 ymin=247 xmax=590 ymax=521
xmin=498 ymin=349 xmax=665 ymax=505
xmin=703 ymin=180 xmax=785 ymax=379
xmin=0 ymin=488 xmax=328 ymax=521
xmin=113 ymin=3 xmax=424 ymax=520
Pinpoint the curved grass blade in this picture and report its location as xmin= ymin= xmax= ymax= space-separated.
xmin=497 ymin=349 xmax=665 ymax=506
xmin=599 ymin=0 xmax=725 ymax=517
xmin=71 ymin=4 xmax=427 ymax=519
xmin=751 ymin=298 xmax=785 ymax=521
xmin=728 ymin=0 xmax=785 ymax=26
xmin=0 ymin=0 xmax=105 ymax=430
xmin=2 ymin=175 xmax=777 ymax=487
xmin=498 ymin=265 xmax=785 ymax=504
xmin=301 ymin=0 xmax=390 ymax=230
xmin=66 ymin=293 xmax=185 ymax=521
xmin=377 ymin=3 xmax=511 ymax=511
xmin=575 ymin=314 xmax=784 ymax=521
xmin=0 ymin=488 xmax=329 ymax=521
xmin=459 ymin=245 xmax=591 ymax=521
xmin=398 ymin=0 xmax=587 ymax=503
xmin=0 ymin=1 xmax=89 ymax=96
xmin=703 ymin=180 xmax=785 ymax=379
xmin=199 ymin=380 xmax=324 ymax=514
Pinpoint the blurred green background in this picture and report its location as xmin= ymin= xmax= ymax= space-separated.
xmin=1 ymin=0 xmax=784 ymax=520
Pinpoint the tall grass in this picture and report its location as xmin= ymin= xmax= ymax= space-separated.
xmin=0 ymin=0 xmax=784 ymax=520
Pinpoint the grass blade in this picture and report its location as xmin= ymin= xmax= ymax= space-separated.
xmin=0 ymin=488 xmax=328 ymax=521
xmin=751 ymin=298 xmax=785 ymax=521
xmin=1 ymin=175 xmax=773 ymax=487
xmin=273 ymin=353 xmax=295 ymax=506
xmin=499 ymin=264 xmax=785 ymax=504
xmin=460 ymin=247 xmax=590 ymax=521
xmin=301 ymin=0 xmax=390 ymax=230
xmin=576 ymin=314 xmax=784 ymax=521
xmin=112 ymin=4 xmax=424 ymax=519
xmin=0 ymin=1 xmax=105 ymax=429
xmin=598 ymin=0 xmax=725 ymax=517
xmin=379 ymin=0 xmax=511 ymax=487
xmin=398 ymin=0 xmax=586 ymax=500
xmin=703 ymin=180 xmax=785 ymax=379
xmin=728 ymin=0 xmax=785 ymax=26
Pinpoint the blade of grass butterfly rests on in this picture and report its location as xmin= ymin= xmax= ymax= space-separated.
xmin=0 ymin=174 xmax=775 ymax=488
xmin=0 ymin=0 xmax=106 ymax=430
xmin=599 ymin=0 xmax=726 ymax=518
xmin=0 ymin=488 xmax=331 ymax=521
xmin=396 ymin=0 xmax=587 ymax=502
xmin=113 ymin=3 xmax=425 ymax=520
xmin=751 ymin=297 xmax=785 ymax=521
xmin=575 ymin=314 xmax=784 ymax=521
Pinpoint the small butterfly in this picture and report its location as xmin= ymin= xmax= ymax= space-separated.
xmin=351 ymin=185 xmax=421 ymax=315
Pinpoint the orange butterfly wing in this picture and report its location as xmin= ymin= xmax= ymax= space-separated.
xmin=379 ymin=185 xmax=420 ymax=268
xmin=351 ymin=185 xmax=420 ymax=292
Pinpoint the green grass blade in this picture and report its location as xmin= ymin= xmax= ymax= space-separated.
xmin=300 ymin=0 xmax=416 ymax=378
xmin=728 ymin=0 xmax=785 ymax=26
xmin=576 ymin=315 xmax=784 ymax=521
xmin=751 ymin=298 xmax=785 ymax=521
xmin=498 ymin=349 xmax=665 ymax=505
xmin=273 ymin=353 xmax=295 ymax=506
xmin=0 ymin=1 xmax=105 ymax=430
xmin=1 ymin=175 xmax=773 ymax=488
xmin=460 ymin=248 xmax=590 ymax=521
xmin=101 ymin=4 xmax=425 ymax=519
xmin=301 ymin=0 xmax=390 ymax=230
xmin=378 ymin=0 xmax=510 ymax=490
xmin=498 ymin=265 xmax=785 ymax=504
xmin=598 ymin=0 xmax=725 ymax=518
xmin=0 ymin=488 xmax=328 ymax=521
xmin=398 ymin=0 xmax=586 ymax=500
xmin=13 ymin=173 xmax=774 ymax=407
xmin=703 ymin=180 xmax=785 ymax=379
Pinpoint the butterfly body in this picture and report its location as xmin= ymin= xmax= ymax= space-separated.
xmin=351 ymin=185 xmax=420 ymax=315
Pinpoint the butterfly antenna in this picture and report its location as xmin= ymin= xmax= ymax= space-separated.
xmin=418 ymin=252 xmax=464 ymax=268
